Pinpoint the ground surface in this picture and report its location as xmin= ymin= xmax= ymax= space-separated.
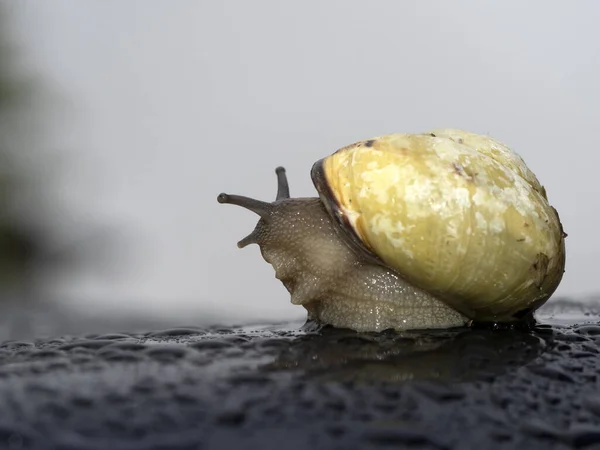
xmin=0 ymin=299 xmax=599 ymax=450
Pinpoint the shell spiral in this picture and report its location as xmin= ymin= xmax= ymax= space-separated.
xmin=311 ymin=129 xmax=566 ymax=322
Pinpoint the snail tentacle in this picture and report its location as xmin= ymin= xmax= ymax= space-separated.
xmin=217 ymin=193 xmax=272 ymax=218
xmin=236 ymin=231 xmax=260 ymax=249
xmin=275 ymin=166 xmax=290 ymax=201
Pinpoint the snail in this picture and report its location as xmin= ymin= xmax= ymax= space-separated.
xmin=217 ymin=129 xmax=566 ymax=332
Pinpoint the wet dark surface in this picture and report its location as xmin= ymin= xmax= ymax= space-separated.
xmin=0 ymin=299 xmax=599 ymax=449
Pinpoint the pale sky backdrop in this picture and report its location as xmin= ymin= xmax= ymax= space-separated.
xmin=5 ymin=1 xmax=600 ymax=324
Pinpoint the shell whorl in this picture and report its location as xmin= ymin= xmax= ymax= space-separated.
xmin=311 ymin=129 xmax=566 ymax=321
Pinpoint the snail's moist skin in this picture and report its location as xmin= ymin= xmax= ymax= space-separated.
xmin=247 ymin=197 xmax=467 ymax=332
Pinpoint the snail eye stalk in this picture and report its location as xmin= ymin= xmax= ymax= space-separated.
xmin=216 ymin=193 xmax=272 ymax=219
xmin=275 ymin=166 xmax=290 ymax=201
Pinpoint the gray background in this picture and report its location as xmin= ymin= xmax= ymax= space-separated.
xmin=6 ymin=0 xmax=599 ymax=325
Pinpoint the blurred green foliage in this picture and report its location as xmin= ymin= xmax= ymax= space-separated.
xmin=0 ymin=6 xmax=117 ymax=299
xmin=0 ymin=6 xmax=49 ymax=289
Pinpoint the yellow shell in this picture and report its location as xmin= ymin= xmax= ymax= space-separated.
xmin=311 ymin=129 xmax=566 ymax=321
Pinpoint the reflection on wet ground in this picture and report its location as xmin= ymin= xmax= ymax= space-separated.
xmin=263 ymin=324 xmax=549 ymax=383
xmin=0 ymin=299 xmax=599 ymax=449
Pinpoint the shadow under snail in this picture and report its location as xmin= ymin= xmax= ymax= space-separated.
xmin=217 ymin=129 xmax=567 ymax=332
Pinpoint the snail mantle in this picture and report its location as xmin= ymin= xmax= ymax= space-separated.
xmin=217 ymin=129 xmax=566 ymax=332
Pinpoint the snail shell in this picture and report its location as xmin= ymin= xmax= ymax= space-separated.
xmin=311 ymin=129 xmax=566 ymax=322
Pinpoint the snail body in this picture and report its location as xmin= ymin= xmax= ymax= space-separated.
xmin=218 ymin=129 xmax=566 ymax=332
